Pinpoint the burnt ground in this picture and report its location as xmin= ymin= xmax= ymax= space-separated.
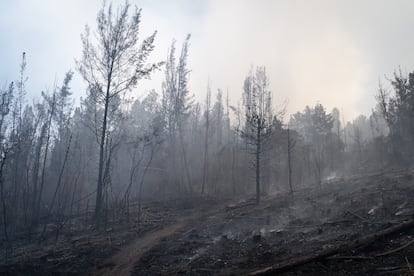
xmin=0 ymin=198 xmax=221 ymax=276
xmin=130 ymin=169 xmax=414 ymax=276
xmin=1 ymin=168 xmax=414 ymax=275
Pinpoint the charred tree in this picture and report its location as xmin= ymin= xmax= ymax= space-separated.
xmin=0 ymin=82 xmax=14 ymax=249
xmin=242 ymin=67 xmax=273 ymax=204
xmin=162 ymin=35 xmax=193 ymax=194
xmin=77 ymin=1 xmax=162 ymax=225
xmin=287 ymin=126 xmax=294 ymax=194
xmin=202 ymin=84 xmax=211 ymax=194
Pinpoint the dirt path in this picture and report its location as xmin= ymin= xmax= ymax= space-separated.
xmin=91 ymin=222 xmax=186 ymax=276
xmin=89 ymin=200 xmax=235 ymax=276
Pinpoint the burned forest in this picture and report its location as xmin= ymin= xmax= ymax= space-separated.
xmin=1 ymin=1 xmax=414 ymax=275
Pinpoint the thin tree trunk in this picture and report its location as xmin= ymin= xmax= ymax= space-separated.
xmin=256 ymin=122 xmax=261 ymax=204
xmin=95 ymin=51 xmax=115 ymax=226
xmin=36 ymin=95 xmax=56 ymax=226
xmin=48 ymin=134 xmax=72 ymax=214
xmin=31 ymin=131 xmax=45 ymax=230
xmin=0 ymin=152 xmax=10 ymax=248
xmin=23 ymin=164 xmax=30 ymax=228
xmin=39 ymin=134 xmax=72 ymax=240
xmin=137 ymin=146 xmax=155 ymax=224
xmin=178 ymin=124 xmax=192 ymax=193
xmin=287 ymin=127 xmax=293 ymax=194
xmin=231 ymin=134 xmax=237 ymax=195
xmin=69 ymin=172 xmax=80 ymax=231
xmin=202 ymin=115 xmax=209 ymax=194
xmin=12 ymin=146 xmax=21 ymax=219
xmin=123 ymin=144 xmax=144 ymax=221
xmin=96 ymin=81 xmax=111 ymax=226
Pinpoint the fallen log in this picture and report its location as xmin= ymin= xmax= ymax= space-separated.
xmin=406 ymin=256 xmax=414 ymax=275
xmin=326 ymin=255 xmax=373 ymax=260
xmin=375 ymin=239 xmax=414 ymax=257
xmin=376 ymin=265 xmax=407 ymax=271
xmin=250 ymin=217 xmax=414 ymax=275
xmin=346 ymin=210 xmax=370 ymax=222
xmin=225 ymin=202 xmax=256 ymax=211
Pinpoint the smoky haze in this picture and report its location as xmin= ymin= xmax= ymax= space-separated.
xmin=2 ymin=0 xmax=414 ymax=120
xmin=2 ymin=1 xmax=414 ymax=275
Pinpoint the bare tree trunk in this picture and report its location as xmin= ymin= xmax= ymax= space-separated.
xmin=0 ymin=152 xmax=10 ymax=248
xmin=287 ymin=127 xmax=293 ymax=194
xmin=23 ymin=164 xmax=30 ymax=228
xmin=12 ymin=53 xmax=26 ymax=222
xmin=123 ymin=144 xmax=144 ymax=221
xmin=178 ymin=125 xmax=192 ymax=193
xmin=202 ymin=111 xmax=209 ymax=194
xmin=96 ymin=72 xmax=112 ymax=226
xmin=169 ymin=134 xmax=181 ymax=193
xmin=69 ymin=172 xmax=80 ymax=231
xmin=31 ymin=129 xmax=45 ymax=231
xmin=12 ymin=145 xmax=21 ymax=221
xmin=36 ymin=94 xmax=56 ymax=226
xmin=256 ymin=122 xmax=261 ymax=204
xmin=137 ymin=146 xmax=155 ymax=224
xmin=102 ymin=137 xmax=114 ymax=228
xmin=232 ymin=133 xmax=237 ymax=195
xmin=313 ymin=148 xmax=323 ymax=188
xmin=39 ymin=134 xmax=72 ymax=239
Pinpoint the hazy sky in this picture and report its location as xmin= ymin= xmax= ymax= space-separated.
xmin=1 ymin=0 xmax=414 ymax=121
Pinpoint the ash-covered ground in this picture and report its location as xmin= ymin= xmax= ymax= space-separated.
xmin=1 ymin=169 xmax=414 ymax=276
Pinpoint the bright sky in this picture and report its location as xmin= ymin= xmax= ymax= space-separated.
xmin=1 ymin=0 xmax=414 ymax=121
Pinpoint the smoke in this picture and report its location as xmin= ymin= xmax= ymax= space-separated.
xmin=191 ymin=0 xmax=368 ymax=119
xmin=2 ymin=0 xmax=414 ymax=121
xmin=189 ymin=0 xmax=414 ymax=120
